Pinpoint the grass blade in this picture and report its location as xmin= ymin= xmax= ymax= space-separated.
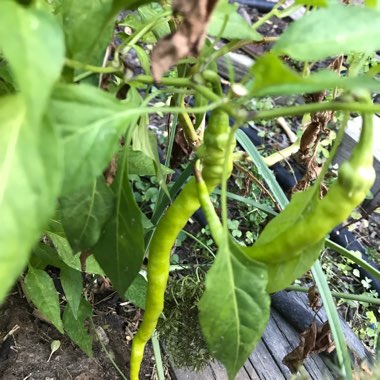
xmin=152 ymin=331 xmax=165 ymax=380
xmin=236 ymin=129 xmax=288 ymax=208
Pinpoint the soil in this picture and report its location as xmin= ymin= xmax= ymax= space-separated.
xmin=0 ymin=290 xmax=155 ymax=380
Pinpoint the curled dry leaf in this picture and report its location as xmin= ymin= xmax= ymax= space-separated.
xmin=307 ymin=285 xmax=321 ymax=311
xmin=283 ymin=321 xmax=334 ymax=373
xmin=151 ymin=0 xmax=218 ymax=81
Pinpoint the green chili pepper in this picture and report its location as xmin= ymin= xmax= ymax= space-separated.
xmin=243 ymin=112 xmax=375 ymax=265
xmin=130 ymin=109 xmax=235 ymax=380
xmin=194 ymin=160 xmax=223 ymax=246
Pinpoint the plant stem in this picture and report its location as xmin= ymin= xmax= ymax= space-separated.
xmin=131 ymin=74 xmax=380 ymax=120
xmin=178 ymin=98 xmax=199 ymax=143
xmin=181 ymin=230 xmax=216 ymax=257
xmin=65 ymin=58 xmax=121 ymax=74
xmin=251 ymin=0 xmax=286 ymax=30
xmin=286 ymin=285 xmax=380 ymax=305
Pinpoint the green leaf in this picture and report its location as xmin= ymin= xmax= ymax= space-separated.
xmin=47 ymin=231 xmax=104 ymax=275
xmin=61 ymin=0 xmax=115 ymax=65
xmin=138 ymin=3 xmax=170 ymax=40
xmin=63 ymin=298 xmax=93 ymax=356
xmin=60 ymin=177 xmax=115 ymax=252
xmin=252 ymin=186 xmax=317 ymax=246
xmin=132 ymin=114 xmax=170 ymax=193
xmin=199 ymin=237 xmax=270 ymax=379
xmin=30 ymin=243 xmax=65 ymax=270
xmin=124 ymin=274 xmax=147 ymax=309
xmin=24 ymin=267 xmax=64 ymax=333
xmin=208 ymin=1 xmax=262 ymax=41
xmin=128 ymin=149 xmax=173 ymax=176
xmin=114 ymin=0 xmax=157 ymax=12
xmin=244 ymin=185 xmax=325 ymax=292
xmin=0 ymin=2 xmax=64 ymax=304
xmin=250 ymin=52 xmax=380 ymax=96
xmin=265 ymin=239 xmax=325 ymax=293
xmin=0 ymin=1 xmax=65 ymax=124
xmin=93 ymin=138 xmax=145 ymax=295
xmin=273 ymin=5 xmax=380 ymax=61
xmin=0 ymin=61 xmax=15 ymax=95
xmin=0 ymin=98 xmax=63 ymax=304
xmin=50 ymin=83 xmax=140 ymax=194
xmin=119 ymin=14 xmax=157 ymax=44
xmin=60 ymin=266 xmax=83 ymax=320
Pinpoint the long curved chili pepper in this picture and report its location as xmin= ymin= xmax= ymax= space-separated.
xmin=130 ymin=109 xmax=236 ymax=380
xmin=243 ymin=112 xmax=375 ymax=264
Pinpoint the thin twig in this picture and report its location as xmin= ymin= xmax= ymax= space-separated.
xmin=233 ymin=161 xmax=281 ymax=212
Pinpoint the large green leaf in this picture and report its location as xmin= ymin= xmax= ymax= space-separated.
xmin=265 ymin=240 xmax=325 ymax=293
xmin=242 ymin=184 xmax=325 ymax=292
xmin=0 ymin=98 xmax=63 ymax=304
xmin=199 ymin=237 xmax=270 ymax=380
xmin=61 ymin=0 xmax=157 ymax=66
xmin=0 ymin=1 xmax=64 ymax=124
xmin=60 ymin=177 xmax=115 ymax=252
xmin=61 ymin=0 xmax=115 ymax=64
xmin=93 ymin=137 xmax=145 ymax=295
xmin=0 ymin=2 xmax=64 ymax=304
xmin=273 ymin=5 xmax=380 ymax=61
xmin=50 ymin=83 xmax=140 ymax=194
xmin=208 ymin=0 xmax=262 ymax=41
xmin=127 ymin=149 xmax=172 ymax=176
xmin=63 ymin=298 xmax=93 ymax=356
xmin=251 ymin=185 xmax=318 ymax=246
xmin=24 ymin=266 xmax=64 ymax=333
xmin=250 ymin=52 xmax=380 ymax=96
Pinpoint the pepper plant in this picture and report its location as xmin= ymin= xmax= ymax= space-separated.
xmin=1 ymin=0 xmax=380 ymax=379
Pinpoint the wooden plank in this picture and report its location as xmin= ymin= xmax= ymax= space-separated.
xmin=270 ymin=309 xmax=336 ymax=380
xmin=247 ymin=337 xmax=287 ymax=379
xmin=271 ymin=291 xmax=373 ymax=364
xmin=172 ymin=307 xmax=337 ymax=379
xmin=171 ymin=363 xmax=216 ymax=380
xmin=172 ymin=291 xmax=371 ymax=379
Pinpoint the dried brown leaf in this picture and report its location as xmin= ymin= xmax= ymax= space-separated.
xmin=283 ymin=321 xmax=317 ymax=373
xmin=283 ymin=321 xmax=334 ymax=373
xmin=313 ymin=322 xmax=335 ymax=354
xmin=308 ymin=285 xmax=321 ymax=311
xmin=151 ymin=0 xmax=218 ymax=81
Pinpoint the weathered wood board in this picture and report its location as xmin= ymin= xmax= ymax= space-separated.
xmin=172 ymin=291 xmax=372 ymax=380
